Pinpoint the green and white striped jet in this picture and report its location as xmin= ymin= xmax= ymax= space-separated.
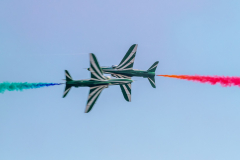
xmin=63 ymin=53 xmax=133 ymax=113
xmin=88 ymin=44 xmax=159 ymax=88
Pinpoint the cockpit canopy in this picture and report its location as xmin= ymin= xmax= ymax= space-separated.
xmin=112 ymin=65 xmax=118 ymax=68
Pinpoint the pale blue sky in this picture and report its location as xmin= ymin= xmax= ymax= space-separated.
xmin=1 ymin=1 xmax=240 ymax=160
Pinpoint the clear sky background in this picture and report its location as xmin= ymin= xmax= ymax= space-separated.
xmin=1 ymin=0 xmax=240 ymax=160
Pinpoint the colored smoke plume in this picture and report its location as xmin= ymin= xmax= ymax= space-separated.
xmin=158 ymin=75 xmax=240 ymax=87
xmin=0 ymin=82 xmax=62 ymax=93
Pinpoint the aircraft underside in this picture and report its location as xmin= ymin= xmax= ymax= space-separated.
xmin=62 ymin=44 xmax=158 ymax=113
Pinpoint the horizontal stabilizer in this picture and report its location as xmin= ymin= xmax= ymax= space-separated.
xmin=63 ymin=85 xmax=71 ymax=98
xmin=147 ymin=61 xmax=159 ymax=72
xmin=148 ymin=76 xmax=156 ymax=88
xmin=65 ymin=70 xmax=73 ymax=81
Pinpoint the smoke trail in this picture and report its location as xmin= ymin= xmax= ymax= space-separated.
xmin=158 ymin=75 xmax=240 ymax=87
xmin=0 ymin=82 xmax=62 ymax=93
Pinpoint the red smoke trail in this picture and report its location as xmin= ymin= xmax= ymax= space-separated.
xmin=157 ymin=75 xmax=240 ymax=87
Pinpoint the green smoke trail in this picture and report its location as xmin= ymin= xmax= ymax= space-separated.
xmin=0 ymin=82 xmax=62 ymax=93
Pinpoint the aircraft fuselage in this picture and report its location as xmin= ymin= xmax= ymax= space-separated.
xmin=66 ymin=78 xmax=133 ymax=87
xmin=102 ymin=67 xmax=155 ymax=78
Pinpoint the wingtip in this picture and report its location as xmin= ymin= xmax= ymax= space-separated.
xmin=84 ymin=106 xmax=90 ymax=113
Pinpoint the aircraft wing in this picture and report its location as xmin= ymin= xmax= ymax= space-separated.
xmin=111 ymin=74 xmax=131 ymax=79
xmin=85 ymin=85 xmax=107 ymax=113
xmin=120 ymin=83 xmax=131 ymax=102
xmin=116 ymin=44 xmax=138 ymax=70
xmin=89 ymin=53 xmax=107 ymax=81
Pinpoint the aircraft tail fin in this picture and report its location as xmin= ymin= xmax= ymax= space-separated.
xmin=147 ymin=61 xmax=159 ymax=72
xmin=116 ymin=44 xmax=138 ymax=70
xmin=63 ymin=84 xmax=72 ymax=98
xmin=148 ymin=76 xmax=156 ymax=88
xmin=89 ymin=53 xmax=108 ymax=81
xmin=65 ymin=70 xmax=73 ymax=81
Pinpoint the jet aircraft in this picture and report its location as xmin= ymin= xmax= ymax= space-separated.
xmin=63 ymin=53 xmax=133 ymax=113
xmin=88 ymin=44 xmax=159 ymax=88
